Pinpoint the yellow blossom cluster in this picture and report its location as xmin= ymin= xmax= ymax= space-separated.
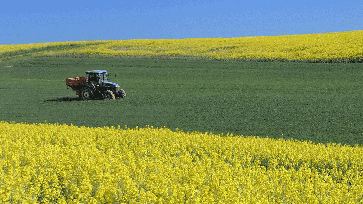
xmin=78 ymin=30 xmax=363 ymax=61
xmin=1 ymin=30 xmax=362 ymax=61
xmin=1 ymin=121 xmax=363 ymax=203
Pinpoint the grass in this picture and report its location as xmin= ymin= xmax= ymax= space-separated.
xmin=1 ymin=56 xmax=362 ymax=146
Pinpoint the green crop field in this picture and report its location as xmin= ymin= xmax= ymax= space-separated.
xmin=1 ymin=56 xmax=362 ymax=146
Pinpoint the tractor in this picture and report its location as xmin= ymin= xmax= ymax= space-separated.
xmin=66 ymin=70 xmax=126 ymax=100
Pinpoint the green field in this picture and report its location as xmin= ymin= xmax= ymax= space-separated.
xmin=1 ymin=56 xmax=362 ymax=145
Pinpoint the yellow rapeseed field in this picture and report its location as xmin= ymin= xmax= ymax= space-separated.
xmin=1 ymin=121 xmax=363 ymax=203
xmin=1 ymin=30 xmax=362 ymax=61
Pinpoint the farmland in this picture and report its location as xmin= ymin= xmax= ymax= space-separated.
xmin=1 ymin=30 xmax=363 ymax=62
xmin=1 ymin=56 xmax=362 ymax=145
xmin=1 ymin=30 xmax=363 ymax=202
xmin=1 ymin=121 xmax=363 ymax=203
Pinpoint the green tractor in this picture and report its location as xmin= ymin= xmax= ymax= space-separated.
xmin=66 ymin=70 xmax=126 ymax=100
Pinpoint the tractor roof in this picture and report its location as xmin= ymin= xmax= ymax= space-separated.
xmin=85 ymin=70 xmax=107 ymax=74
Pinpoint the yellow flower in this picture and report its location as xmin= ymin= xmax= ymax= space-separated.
xmin=1 ymin=121 xmax=363 ymax=202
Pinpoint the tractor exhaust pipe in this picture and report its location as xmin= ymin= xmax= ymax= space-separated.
xmin=107 ymin=73 xmax=117 ymax=78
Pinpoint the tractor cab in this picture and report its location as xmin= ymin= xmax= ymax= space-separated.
xmin=86 ymin=70 xmax=108 ymax=85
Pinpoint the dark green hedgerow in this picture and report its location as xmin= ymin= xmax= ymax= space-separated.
xmin=0 ymin=42 xmax=106 ymax=61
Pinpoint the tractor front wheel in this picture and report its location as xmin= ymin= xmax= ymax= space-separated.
xmin=117 ymin=89 xmax=126 ymax=98
xmin=104 ymin=90 xmax=115 ymax=100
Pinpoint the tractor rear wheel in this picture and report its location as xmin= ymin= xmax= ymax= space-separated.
xmin=80 ymin=89 xmax=92 ymax=100
xmin=104 ymin=90 xmax=115 ymax=100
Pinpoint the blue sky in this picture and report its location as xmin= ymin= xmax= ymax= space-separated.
xmin=1 ymin=0 xmax=362 ymax=45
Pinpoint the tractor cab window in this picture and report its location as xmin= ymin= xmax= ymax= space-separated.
xmin=88 ymin=73 xmax=99 ymax=83
xmin=103 ymin=74 xmax=108 ymax=82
